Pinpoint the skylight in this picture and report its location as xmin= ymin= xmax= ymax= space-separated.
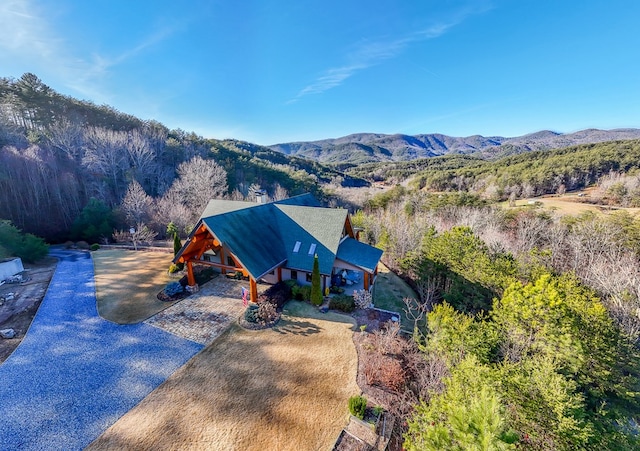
xmin=293 ymin=241 xmax=301 ymax=253
xmin=308 ymin=243 xmax=316 ymax=255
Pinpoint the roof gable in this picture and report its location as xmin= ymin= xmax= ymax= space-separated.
xmin=178 ymin=194 xmax=382 ymax=280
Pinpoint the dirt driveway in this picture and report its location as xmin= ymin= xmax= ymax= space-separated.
xmin=0 ymin=256 xmax=57 ymax=363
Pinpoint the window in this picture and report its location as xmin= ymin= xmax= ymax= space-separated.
xmin=293 ymin=241 xmax=301 ymax=253
xmin=306 ymin=272 xmax=312 ymax=282
xmin=290 ymin=270 xmax=298 ymax=280
xmin=308 ymin=243 xmax=316 ymax=255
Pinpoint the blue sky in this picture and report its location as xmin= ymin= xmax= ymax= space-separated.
xmin=2 ymin=0 xmax=639 ymax=145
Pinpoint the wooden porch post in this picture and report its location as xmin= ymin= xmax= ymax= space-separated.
xmin=186 ymin=260 xmax=196 ymax=286
xmin=364 ymin=272 xmax=370 ymax=291
xmin=250 ymin=277 xmax=258 ymax=303
xmin=277 ymin=267 xmax=282 ymax=282
xmin=219 ymin=247 xmax=226 ymax=275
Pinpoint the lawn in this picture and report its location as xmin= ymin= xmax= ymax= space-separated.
xmin=372 ymin=263 xmax=417 ymax=331
xmin=86 ymin=301 xmax=359 ymax=451
xmin=93 ymin=248 xmax=179 ymax=324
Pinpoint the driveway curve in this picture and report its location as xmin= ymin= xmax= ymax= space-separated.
xmin=0 ymin=249 xmax=203 ymax=450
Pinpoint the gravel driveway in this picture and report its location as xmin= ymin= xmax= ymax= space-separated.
xmin=0 ymin=249 xmax=203 ymax=450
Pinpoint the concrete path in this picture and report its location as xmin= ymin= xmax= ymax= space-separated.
xmin=0 ymin=249 xmax=203 ymax=450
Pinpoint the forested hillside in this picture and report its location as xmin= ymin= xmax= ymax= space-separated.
xmin=348 ymin=139 xmax=640 ymax=204
xmin=352 ymin=189 xmax=640 ymax=449
xmin=0 ymin=74 xmax=363 ymax=241
xmin=270 ymin=128 xmax=640 ymax=165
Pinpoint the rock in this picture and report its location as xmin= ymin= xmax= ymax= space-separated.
xmin=0 ymin=328 xmax=16 ymax=339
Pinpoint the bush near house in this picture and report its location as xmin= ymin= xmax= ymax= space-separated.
xmin=244 ymin=304 xmax=260 ymax=323
xmin=329 ymin=294 xmax=355 ymax=312
xmin=257 ymin=281 xmax=292 ymax=310
xmin=163 ymin=282 xmax=184 ymax=297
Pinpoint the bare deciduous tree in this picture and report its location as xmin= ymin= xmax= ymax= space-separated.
xmin=121 ymin=180 xmax=153 ymax=225
xmin=112 ymin=222 xmax=157 ymax=250
xmin=170 ymin=156 xmax=228 ymax=214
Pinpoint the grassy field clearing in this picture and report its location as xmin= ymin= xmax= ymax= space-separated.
xmin=93 ymin=249 xmax=178 ymax=324
xmin=503 ymin=193 xmax=640 ymax=217
xmin=87 ymin=301 xmax=359 ymax=451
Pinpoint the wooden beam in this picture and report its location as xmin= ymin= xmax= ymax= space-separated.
xmin=277 ymin=267 xmax=282 ymax=282
xmin=186 ymin=261 xmax=196 ymax=286
xmin=219 ymin=247 xmax=226 ymax=274
xmin=364 ymin=272 xmax=370 ymax=291
xmin=250 ymin=277 xmax=258 ymax=303
xmin=187 ymin=260 xmax=244 ymax=273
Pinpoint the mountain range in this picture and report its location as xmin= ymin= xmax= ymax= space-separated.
xmin=269 ymin=128 xmax=640 ymax=165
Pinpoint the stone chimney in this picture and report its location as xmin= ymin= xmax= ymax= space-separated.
xmin=253 ymin=188 xmax=267 ymax=204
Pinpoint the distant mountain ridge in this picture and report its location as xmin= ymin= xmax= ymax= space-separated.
xmin=269 ymin=128 xmax=640 ymax=165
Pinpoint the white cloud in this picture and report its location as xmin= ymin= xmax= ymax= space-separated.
xmin=289 ymin=4 xmax=489 ymax=103
xmin=0 ymin=0 xmax=61 ymax=63
xmin=0 ymin=0 xmax=177 ymax=104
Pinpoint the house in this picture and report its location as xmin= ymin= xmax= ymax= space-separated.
xmin=174 ymin=194 xmax=383 ymax=302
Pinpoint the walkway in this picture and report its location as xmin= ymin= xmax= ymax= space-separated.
xmin=145 ymin=275 xmax=263 ymax=345
xmin=0 ymin=250 xmax=203 ymax=450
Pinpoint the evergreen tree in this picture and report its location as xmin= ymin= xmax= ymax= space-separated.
xmin=311 ymin=254 xmax=323 ymax=306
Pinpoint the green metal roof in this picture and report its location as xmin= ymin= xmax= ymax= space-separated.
xmin=336 ymin=238 xmax=383 ymax=273
xmin=182 ymin=194 xmax=382 ymax=280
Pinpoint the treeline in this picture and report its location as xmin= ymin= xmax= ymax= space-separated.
xmin=353 ymin=192 xmax=640 ymax=449
xmin=347 ymin=140 xmax=640 ymax=202
xmin=0 ymin=73 xmax=362 ymax=241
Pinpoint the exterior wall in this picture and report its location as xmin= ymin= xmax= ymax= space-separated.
xmin=280 ymin=268 xmax=309 ymax=286
xmin=260 ymin=271 xmax=279 ymax=284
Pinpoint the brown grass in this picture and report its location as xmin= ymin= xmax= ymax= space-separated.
xmin=87 ymin=301 xmax=359 ymax=451
xmin=93 ymin=249 xmax=178 ymax=324
xmin=503 ymin=194 xmax=640 ymax=217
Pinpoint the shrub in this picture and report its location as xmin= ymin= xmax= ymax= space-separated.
xmin=18 ymin=234 xmax=49 ymax=263
xmin=353 ymin=289 xmax=373 ymax=309
xmin=90 ymin=243 xmax=100 ymax=251
xmin=257 ymin=282 xmax=292 ymax=310
xmin=163 ymin=282 xmax=184 ymax=297
xmin=348 ymin=395 xmax=367 ymax=420
xmin=330 ymin=285 xmax=345 ymax=294
xmin=257 ymin=302 xmax=278 ymax=323
xmin=168 ymin=264 xmax=180 ymax=274
xmin=244 ymin=304 xmax=259 ymax=323
xmin=0 ymin=220 xmax=49 ymax=263
xmin=299 ymin=285 xmax=312 ymax=302
xmin=284 ymin=279 xmax=298 ymax=289
xmin=329 ymin=294 xmax=355 ymax=312
xmin=76 ymin=241 xmax=90 ymax=250
xmin=377 ymin=356 xmax=406 ymax=392
xmin=195 ymin=267 xmax=215 ymax=285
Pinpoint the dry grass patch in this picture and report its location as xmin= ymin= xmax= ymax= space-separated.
xmin=93 ymin=249 xmax=178 ymax=324
xmin=87 ymin=301 xmax=359 ymax=451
